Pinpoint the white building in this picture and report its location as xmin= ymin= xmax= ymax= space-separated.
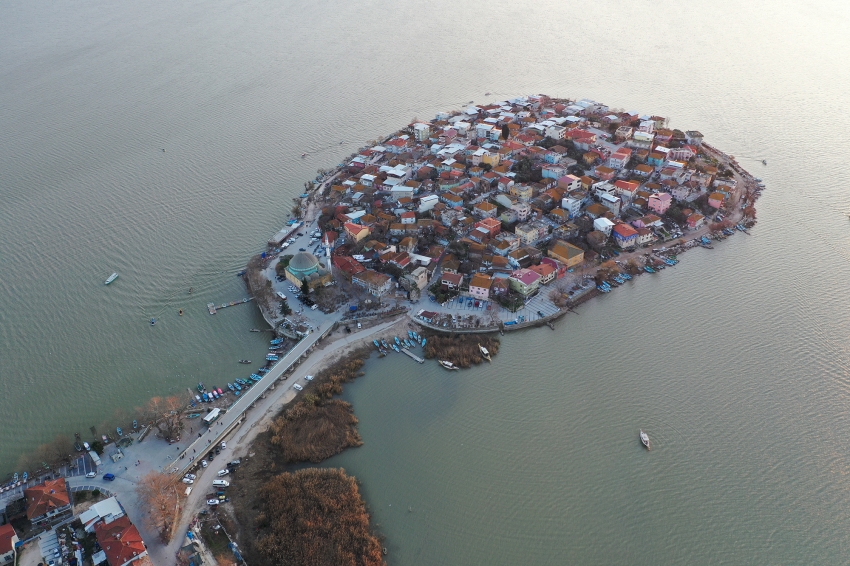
xmin=593 ymin=217 xmax=615 ymax=237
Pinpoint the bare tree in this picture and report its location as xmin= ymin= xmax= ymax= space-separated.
xmin=136 ymin=472 xmax=180 ymax=542
xmin=141 ymin=396 xmax=185 ymax=442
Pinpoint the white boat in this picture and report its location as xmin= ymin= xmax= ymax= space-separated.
xmin=640 ymin=430 xmax=650 ymax=450
xmin=478 ymin=344 xmax=491 ymax=362
xmin=439 ymin=360 xmax=459 ymax=370
xmin=104 ymin=273 xmax=118 ymax=285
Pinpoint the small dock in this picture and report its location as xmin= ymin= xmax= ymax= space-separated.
xmin=401 ymin=348 xmax=424 ymax=363
xmin=207 ymin=297 xmax=253 ymax=315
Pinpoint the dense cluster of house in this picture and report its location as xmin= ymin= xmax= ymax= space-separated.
xmin=0 ymin=478 xmax=149 ymax=566
xmin=316 ymin=94 xmax=734 ymax=303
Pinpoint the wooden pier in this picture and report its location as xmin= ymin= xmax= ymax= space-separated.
xmin=207 ymin=297 xmax=253 ymax=315
xmin=401 ymin=348 xmax=424 ymax=363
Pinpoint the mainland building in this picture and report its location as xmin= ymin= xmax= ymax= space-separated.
xmin=284 ymin=251 xmax=332 ymax=291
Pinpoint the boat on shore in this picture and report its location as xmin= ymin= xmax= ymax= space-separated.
xmin=640 ymin=430 xmax=650 ymax=450
xmin=104 ymin=273 xmax=119 ymax=285
xmin=116 ymin=427 xmax=123 ymax=437
xmin=391 ymin=344 xmax=400 ymax=353
xmin=197 ymin=382 xmax=205 ymax=393
xmin=373 ymin=339 xmax=380 ymax=349
xmin=186 ymin=413 xmax=201 ymax=419
xmin=239 ymin=359 xmax=251 ymax=364
xmin=132 ymin=420 xmax=138 ymax=429
xmin=439 ymin=360 xmax=459 ymax=370
xmin=102 ymin=434 xmax=109 ymax=444
xmin=478 ymin=344 xmax=491 ymax=362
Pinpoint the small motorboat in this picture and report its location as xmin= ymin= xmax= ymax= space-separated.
xmin=250 ymin=328 xmax=260 ymax=332
xmin=762 ymin=159 xmax=767 ymax=165
xmin=391 ymin=344 xmax=400 ymax=353
xmin=301 ymin=153 xmax=307 ymax=158
xmin=197 ymin=382 xmax=205 ymax=393
xmin=179 ymin=309 xmax=183 ymax=316
xmin=102 ymin=434 xmax=109 ymax=444
xmin=381 ymin=339 xmax=389 ymax=349
xmin=239 ymin=360 xmax=251 ymax=364
xmin=150 ymin=318 xmax=156 ymax=325
xmin=394 ymin=337 xmax=401 ymax=346
xmin=421 ymin=338 xmax=426 ymax=347
xmin=13 ymin=473 xmax=18 ymax=483
xmin=640 ymin=430 xmax=650 ymax=450
xmin=227 ymin=383 xmax=235 ymax=392
xmin=132 ymin=420 xmax=138 ymax=429
xmin=104 ymin=272 xmax=119 ymax=285
xmin=478 ymin=344 xmax=491 ymax=362
xmin=22 ymin=472 xmax=27 ymax=482
xmin=373 ymin=339 xmax=380 ymax=348
xmin=116 ymin=427 xmax=123 ymax=437
xmin=439 ymin=360 xmax=459 ymax=370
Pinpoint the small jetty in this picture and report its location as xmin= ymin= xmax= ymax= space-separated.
xmin=207 ymin=297 xmax=253 ymax=314
xmin=401 ymin=348 xmax=424 ymax=364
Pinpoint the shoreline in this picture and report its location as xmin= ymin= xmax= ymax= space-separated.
xmin=13 ymin=95 xmax=760 ymax=564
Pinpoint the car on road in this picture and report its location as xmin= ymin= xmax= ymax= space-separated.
xmin=217 ymin=469 xmax=230 ymax=477
xmin=207 ymin=499 xmax=220 ymax=506
xmin=182 ymin=477 xmax=194 ymax=484
xmin=201 ymin=460 xmax=208 ymax=468
xmin=221 ymin=441 xmax=226 ymax=449
xmin=298 ymin=248 xmax=306 ymax=251
xmin=293 ymin=383 xmax=303 ymax=391
xmin=85 ymin=471 xmax=97 ymax=478
xmin=103 ymin=473 xmax=115 ymax=481
xmin=229 ymin=460 xmax=241 ymax=467
xmin=185 ymin=474 xmax=196 ymax=480
xmin=305 ymin=375 xmax=314 ymax=381
xmin=357 ymin=322 xmax=362 ymax=329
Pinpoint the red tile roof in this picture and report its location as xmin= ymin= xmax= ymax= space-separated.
xmin=95 ymin=515 xmax=146 ymax=566
xmin=24 ymin=478 xmax=69 ymax=520
xmin=0 ymin=524 xmax=16 ymax=554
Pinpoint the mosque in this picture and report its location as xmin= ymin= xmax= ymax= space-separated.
xmin=284 ymin=251 xmax=332 ymax=291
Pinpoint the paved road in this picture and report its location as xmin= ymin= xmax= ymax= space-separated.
xmin=174 ymin=325 xmax=328 ymax=475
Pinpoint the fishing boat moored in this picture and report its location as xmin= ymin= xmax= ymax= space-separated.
xmin=116 ymin=427 xmax=123 ymax=437
xmin=439 ymin=360 xmax=459 ymax=370
xmin=239 ymin=359 xmax=251 ymax=364
xmin=478 ymin=344 xmax=491 ymax=362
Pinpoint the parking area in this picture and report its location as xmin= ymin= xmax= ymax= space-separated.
xmin=38 ymin=531 xmax=60 ymax=563
xmin=69 ymin=452 xmax=97 ymax=477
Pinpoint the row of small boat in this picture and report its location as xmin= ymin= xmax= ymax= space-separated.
xmin=373 ymin=333 xmax=427 ymax=355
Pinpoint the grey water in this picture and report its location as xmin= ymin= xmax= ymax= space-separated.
xmin=2 ymin=0 xmax=850 ymax=562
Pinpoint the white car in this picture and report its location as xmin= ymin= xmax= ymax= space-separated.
xmin=217 ymin=469 xmax=230 ymax=477
xmin=201 ymin=460 xmax=208 ymax=468
xmin=305 ymin=375 xmax=314 ymax=381
xmin=357 ymin=322 xmax=362 ymax=329
xmin=221 ymin=441 xmax=226 ymax=449
xmin=207 ymin=499 xmax=220 ymax=506
xmin=185 ymin=473 xmax=196 ymax=480
xmin=182 ymin=477 xmax=194 ymax=484
xmin=293 ymin=383 xmax=303 ymax=391
xmin=85 ymin=471 xmax=97 ymax=478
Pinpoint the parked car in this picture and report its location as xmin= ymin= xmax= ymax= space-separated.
xmin=201 ymin=460 xmax=208 ymax=468
xmin=103 ymin=473 xmax=115 ymax=481
xmin=357 ymin=322 xmax=362 ymax=329
xmin=85 ymin=471 xmax=97 ymax=478
xmin=182 ymin=477 xmax=194 ymax=484
xmin=185 ymin=474 xmax=196 ymax=480
xmin=229 ymin=460 xmax=241 ymax=467
xmin=207 ymin=499 xmax=220 ymax=506
xmin=221 ymin=441 xmax=226 ymax=449
xmin=293 ymin=384 xmax=303 ymax=391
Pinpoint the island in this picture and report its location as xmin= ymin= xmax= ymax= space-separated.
xmin=4 ymin=95 xmax=762 ymax=566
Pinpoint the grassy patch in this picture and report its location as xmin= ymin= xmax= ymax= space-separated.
xmin=423 ymin=333 xmax=500 ymax=368
xmin=269 ymin=400 xmax=362 ymax=464
xmin=254 ymin=468 xmax=384 ymax=566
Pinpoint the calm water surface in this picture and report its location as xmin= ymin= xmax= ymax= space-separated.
xmin=2 ymin=0 xmax=850 ymax=562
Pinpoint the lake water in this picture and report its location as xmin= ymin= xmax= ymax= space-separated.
xmin=2 ymin=0 xmax=850 ymax=562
